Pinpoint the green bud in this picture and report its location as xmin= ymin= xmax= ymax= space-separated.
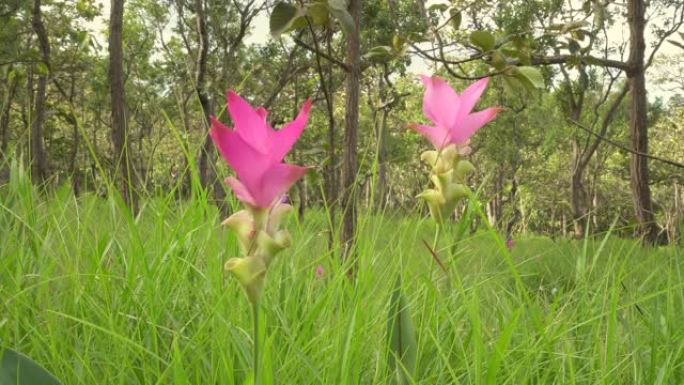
xmin=222 ymin=210 xmax=255 ymax=254
xmin=256 ymin=230 xmax=291 ymax=265
xmin=225 ymin=256 xmax=266 ymax=305
xmin=417 ymin=189 xmax=447 ymax=223
xmin=454 ymin=159 xmax=475 ymax=181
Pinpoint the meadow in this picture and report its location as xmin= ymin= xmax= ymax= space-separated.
xmin=1 ymin=163 xmax=683 ymax=385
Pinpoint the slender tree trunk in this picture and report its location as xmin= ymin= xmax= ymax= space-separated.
xmin=375 ymin=70 xmax=389 ymax=210
xmin=68 ymin=76 xmax=81 ymax=195
xmin=31 ymin=0 xmax=49 ymax=182
xmin=341 ymin=0 xmax=361 ymax=270
xmin=109 ymin=0 xmax=135 ymax=209
xmin=194 ymin=0 xmax=227 ymax=212
xmin=571 ymin=140 xmax=589 ymax=238
xmin=0 ymin=73 xmax=17 ymax=157
xmin=627 ymin=0 xmax=662 ymax=244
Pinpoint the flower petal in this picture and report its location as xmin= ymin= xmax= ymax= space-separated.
xmin=253 ymin=163 xmax=308 ymax=208
xmin=421 ymin=75 xmax=460 ymax=128
xmin=409 ymin=123 xmax=451 ymax=149
xmin=457 ymin=77 xmax=490 ymax=117
xmin=210 ymin=116 xmax=233 ymax=162
xmin=226 ymin=90 xmax=272 ymax=153
xmin=225 ymin=177 xmax=258 ymax=207
xmin=211 ymin=117 xmax=271 ymax=190
xmin=272 ymin=99 xmax=312 ymax=162
xmin=450 ymin=107 xmax=502 ymax=144
xmin=256 ymin=106 xmax=268 ymax=121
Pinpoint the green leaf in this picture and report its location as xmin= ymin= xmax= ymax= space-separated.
xmin=470 ymin=30 xmax=495 ymax=51
xmin=270 ymin=2 xmax=302 ymax=37
xmin=35 ymin=62 xmax=49 ymax=76
xmin=327 ymin=0 xmax=354 ymax=36
xmin=306 ymin=2 xmax=329 ymax=25
xmin=490 ymin=51 xmax=506 ymax=70
xmin=7 ymin=69 xmax=16 ymax=83
xmin=386 ymin=277 xmax=416 ymax=385
xmin=428 ymin=3 xmax=448 ymax=12
xmin=515 ymin=66 xmax=544 ymax=90
xmin=0 ymin=348 xmax=63 ymax=385
xmin=449 ymin=9 xmax=462 ymax=30
xmin=363 ymin=45 xmax=394 ymax=62
xmin=392 ymin=34 xmax=406 ymax=53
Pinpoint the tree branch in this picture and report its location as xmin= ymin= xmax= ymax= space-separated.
xmin=569 ymin=119 xmax=684 ymax=170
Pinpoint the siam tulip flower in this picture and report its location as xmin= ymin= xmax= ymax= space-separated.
xmin=210 ymin=91 xmax=311 ymax=209
xmin=410 ymin=75 xmax=500 ymax=224
xmin=315 ymin=265 xmax=324 ymax=278
xmin=409 ymin=75 xmax=501 ymax=152
xmin=506 ymin=238 xmax=514 ymax=251
xmin=210 ymin=90 xmax=311 ymax=305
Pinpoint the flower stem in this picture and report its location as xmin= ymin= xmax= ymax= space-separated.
xmin=251 ymin=301 xmax=260 ymax=385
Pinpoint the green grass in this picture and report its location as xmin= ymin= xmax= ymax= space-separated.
xmin=1 ymin=167 xmax=683 ymax=384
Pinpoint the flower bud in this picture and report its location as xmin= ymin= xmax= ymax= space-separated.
xmin=225 ymin=256 xmax=266 ymax=304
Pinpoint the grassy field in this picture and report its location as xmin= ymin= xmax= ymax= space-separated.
xmin=1 ymin=166 xmax=683 ymax=384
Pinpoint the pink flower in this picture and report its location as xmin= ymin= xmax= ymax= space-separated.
xmin=506 ymin=238 xmax=514 ymax=251
xmin=410 ymin=75 xmax=502 ymax=150
xmin=315 ymin=265 xmax=324 ymax=278
xmin=210 ymin=91 xmax=311 ymax=209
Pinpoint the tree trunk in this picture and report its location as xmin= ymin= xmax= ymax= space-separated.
xmin=194 ymin=0 xmax=227 ymax=212
xmin=31 ymin=0 xmax=49 ymax=182
xmin=627 ymin=0 xmax=662 ymax=244
xmin=375 ymin=70 xmax=389 ymax=210
xmin=109 ymin=0 xmax=135 ymax=209
xmin=571 ymin=140 xmax=588 ymax=239
xmin=0 ymin=72 xmax=17 ymax=157
xmin=68 ymin=76 xmax=81 ymax=195
xmin=341 ymin=0 xmax=361 ymax=270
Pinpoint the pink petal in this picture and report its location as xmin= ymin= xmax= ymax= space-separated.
xmin=457 ymin=77 xmax=490 ymax=118
xmin=226 ymin=91 xmax=272 ymax=153
xmin=209 ymin=116 xmax=233 ymax=162
xmin=272 ymin=99 xmax=311 ymax=162
xmin=225 ymin=177 xmax=258 ymax=207
xmin=253 ymin=163 xmax=308 ymax=208
xmin=450 ymin=107 xmax=502 ymax=144
xmin=256 ymin=106 xmax=268 ymax=121
xmin=211 ymin=118 xmax=272 ymax=190
xmin=409 ymin=123 xmax=451 ymax=149
xmin=421 ymin=75 xmax=460 ymax=129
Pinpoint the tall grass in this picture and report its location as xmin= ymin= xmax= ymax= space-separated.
xmin=1 ymin=161 xmax=683 ymax=384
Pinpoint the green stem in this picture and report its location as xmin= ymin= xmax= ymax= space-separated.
xmin=432 ymin=223 xmax=442 ymax=252
xmin=251 ymin=301 xmax=260 ymax=385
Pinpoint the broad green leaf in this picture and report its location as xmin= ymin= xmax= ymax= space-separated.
xmin=515 ymin=66 xmax=544 ymax=90
xmin=386 ymin=277 xmax=416 ymax=385
xmin=470 ymin=30 xmax=495 ymax=51
xmin=490 ymin=51 xmax=507 ymax=70
xmin=449 ymin=9 xmax=462 ymax=30
xmin=270 ymin=2 xmax=303 ymax=37
xmin=502 ymin=75 xmax=526 ymax=97
xmin=328 ymin=1 xmax=354 ymax=36
xmin=0 ymin=348 xmax=63 ymax=385
xmin=363 ymin=45 xmax=394 ymax=62
xmin=306 ymin=2 xmax=329 ymax=25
